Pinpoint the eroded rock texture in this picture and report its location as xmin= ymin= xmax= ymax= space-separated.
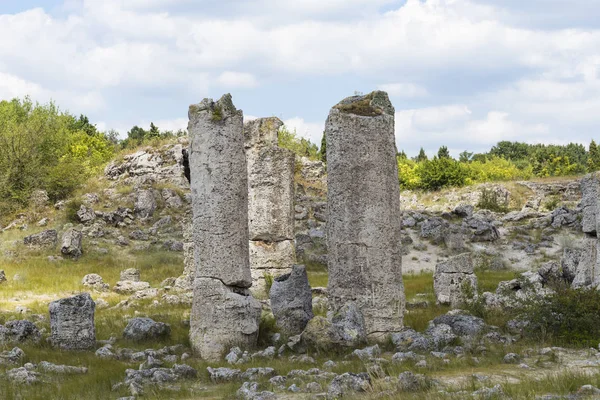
xmin=49 ymin=293 xmax=96 ymax=350
xmin=188 ymin=94 xmax=260 ymax=361
xmin=325 ymin=91 xmax=405 ymax=340
xmin=434 ymin=253 xmax=478 ymax=307
xmin=244 ymin=117 xmax=296 ymax=293
xmin=568 ymin=173 xmax=600 ymax=289
xmin=270 ymin=265 xmax=313 ymax=335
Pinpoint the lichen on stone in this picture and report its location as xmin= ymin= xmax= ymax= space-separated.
xmin=334 ymin=91 xmax=394 ymax=117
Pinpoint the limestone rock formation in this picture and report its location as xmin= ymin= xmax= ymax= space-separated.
xmin=123 ymin=318 xmax=171 ymax=341
xmin=24 ymin=230 xmax=58 ymax=247
xmin=49 ymin=293 xmax=96 ymax=350
xmin=61 ymin=228 xmax=83 ymax=259
xmin=244 ymin=117 xmax=296 ymax=293
xmin=269 ymin=265 xmax=313 ymax=335
xmin=565 ymin=173 xmax=600 ymax=289
xmin=325 ymin=91 xmax=405 ymax=340
xmin=188 ymin=94 xmax=260 ymax=361
xmin=433 ymin=253 xmax=478 ymax=307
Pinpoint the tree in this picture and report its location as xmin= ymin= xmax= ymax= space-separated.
xmin=589 ymin=140 xmax=600 ymax=172
xmin=148 ymin=122 xmax=160 ymax=139
xmin=319 ymin=131 xmax=327 ymax=162
xmin=415 ymin=147 xmax=428 ymax=162
xmin=437 ymin=146 xmax=451 ymax=159
xmin=397 ymin=150 xmax=407 ymax=159
xmin=459 ymin=151 xmax=473 ymax=163
xmin=70 ymin=114 xmax=98 ymax=136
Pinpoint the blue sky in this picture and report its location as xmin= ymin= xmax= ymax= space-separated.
xmin=0 ymin=0 xmax=599 ymax=157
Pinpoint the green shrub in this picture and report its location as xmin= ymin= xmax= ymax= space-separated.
xmin=521 ymin=288 xmax=600 ymax=346
xmin=278 ymin=126 xmax=319 ymax=160
xmin=65 ymin=200 xmax=83 ymax=223
xmin=417 ymin=157 xmax=469 ymax=190
xmin=477 ymin=188 xmax=509 ymax=212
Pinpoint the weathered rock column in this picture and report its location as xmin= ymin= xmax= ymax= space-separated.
xmin=434 ymin=253 xmax=478 ymax=307
xmin=244 ymin=117 xmax=296 ymax=293
xmin=570 ymin=172 xmax=600 ymax=289
xmin=188 ymin=94 xmax=261 ymax=361
xmin=325 ymin=91 xmax=405 ymax=340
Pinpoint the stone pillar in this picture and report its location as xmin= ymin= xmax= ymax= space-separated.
xmin=244 ymin=117 xmax=296 ymax=293
xmin=188 ymin=94 xmax=261 ymax=361
xmin=569 ymin=172 xmax=600 ymax=289
xmin=325 ymin=91 xmax=405 ymax=340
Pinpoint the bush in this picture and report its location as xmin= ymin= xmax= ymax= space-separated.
xmin=520 ymin=288 xmax=600 ymax=346
xmin=417 ymin=157 xmax=469 ymax=190
xmin=65 ymin=200 xmax=83 ymax=223
xmin=278 ymin=126 xmax=319 ymax=160
xmin=477 ymin=188 xmax=509 ymax=212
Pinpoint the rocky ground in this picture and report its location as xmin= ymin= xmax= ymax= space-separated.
xmin=1 ymin=139 xmax=599 ymax=399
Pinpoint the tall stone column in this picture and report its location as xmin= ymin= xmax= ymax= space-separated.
xmin=244 ymin=117 xmax=296 ymax=294
xmin=325 ymin=91 xmax=405 ymax=340
xmin=188 ymin=94 xmax=261 ymax=361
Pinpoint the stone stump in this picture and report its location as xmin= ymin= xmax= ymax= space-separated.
xmin=270 ymin=265 xmax=313 ymax=336
xmin=244 ymin=117 xmax=296 ymax=293
xmin=49 ymin=293 xmax=96 ymax=350
xmin=325 ymin=91 xmax=405 ymax=340
xmin=188 ymin=94 xmax=260 ymax=361
xmin=61 ymin=228 xmax=83 ymax=259
xmin=433 ymin=253 xmax=478 ymax=307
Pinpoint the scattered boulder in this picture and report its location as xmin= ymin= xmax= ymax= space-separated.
xmin=61 ymin=228 xmax=83 ymax=259
xmin=270 ymin=265 xmax=314 ymax=336
xmin=434 ymin=253 xmax=478 ymax=307
xmin=77 ymin=205 xmax=96 ymax=224
xmin=328 ymin=373 xmax=371 ymax=398
xmin=0 ymin=320 xmax=41 ymax=344
xmin=82 ymin=274 xmax=109 ymax=291
xmin=0 ymin=270 xmax=5 ymax=284
xmin=24 ymin=229 xmax=58 ymax=247
xmin=49 ymin=293 xmax=96 ymax=350
xmin=123 ymin=318 xmax=171 ymax=342
xmin=120 ymin=268 xmax=141 ymax=282
xmin=134 ymin=190 xmax=157 ymax=219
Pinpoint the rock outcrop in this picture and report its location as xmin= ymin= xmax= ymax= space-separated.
xmin=61 ymin=228 xmax=83 ymax=259
xmin=325 ymin=91 xmax=405 ymax=340
xmin=244 ymin=117 xmax=296 ymax=293
xmin=49 ymin=293 xmax=96 ymax=350
xmin=188 ymin=94 xmax=260 ymax=361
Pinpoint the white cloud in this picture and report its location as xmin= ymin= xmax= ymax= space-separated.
xmin=216 ymin=72 xmax=259 ymax=89
xmin=283 ymin=117 xmax=324 ymax=145
xmin=378 ymin=83 xmax=429 ymax=98
xmin=0 ymin=0 xmax=599 ymax=153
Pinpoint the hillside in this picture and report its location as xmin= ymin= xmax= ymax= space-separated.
xmin=1 ymin=135 xmax=600 ymax=399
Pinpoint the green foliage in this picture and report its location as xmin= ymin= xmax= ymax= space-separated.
xmin=588 ymin=140 xmax=600 ymax=172
xmin=397 ymin=157 xmax=421 ymax=190
xmin=278 ymin=125 xmax=319 ymax=160
xmin=319 ymin=131 xmax=327 ymax=162
xmin=459 ymin=150 xmax=473 ymax=162
xmin=120 ymin=123 xmax=186 ymax=149
xmin=264 ymin=272 xmax=274 ymax=296
xmin=521 ymin=288 xmax=600 ymax=346
xmin=477 ymin=188 xmax=509 ymax=212
xmin=415 ymin=147 xmax=428 ymax=162
xmin=417 ymin=157 xmax=469 ymax=190
xmin=64 ymin=199 xmax=83 ymax=223
xmin=437 ymin=145 xmax=450 ymax=159
xmin=467 ymin=156 xmax=532 ymax=182
xmin=0 ymin=97 xmax=114 ymax=212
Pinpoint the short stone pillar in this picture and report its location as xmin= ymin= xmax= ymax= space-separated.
xmin=244 ymin=117 xmax=296 ymax=293
xmin=270 ymin=265 xmax=314 ymax=336
xmin=49 ymin=293 xmax=96 ymax=350
xmin=433 ymin=253 xmax=478 ymax=307
xmin=188 ymin=94 xmax=261 ymax=361
xmin=325 ymin=91 xmax=405 ymax=340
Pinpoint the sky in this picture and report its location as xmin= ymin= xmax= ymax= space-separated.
xmin=0 ymin=0 xmax=599 ymax=157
